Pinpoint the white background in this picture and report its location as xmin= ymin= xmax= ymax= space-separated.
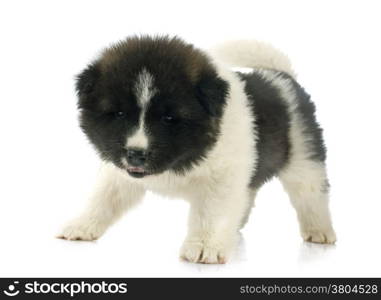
xmin=0 ymin=0 xmax=380 ymax=277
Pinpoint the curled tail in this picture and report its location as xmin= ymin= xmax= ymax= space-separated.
xmin=209 ymin=40 xmax=296 ymax=78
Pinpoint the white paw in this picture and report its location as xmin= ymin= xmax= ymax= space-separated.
xmin=302 ymin=227 xmax=337 ymax=244
xmin=56 ymin=218 xmax=105 ymax=241
xmin=180 ymin=239 xmax=233 ymax=264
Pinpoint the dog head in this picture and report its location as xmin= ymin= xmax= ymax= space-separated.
xmin=76 ymin=36 xmax=229 ymax=178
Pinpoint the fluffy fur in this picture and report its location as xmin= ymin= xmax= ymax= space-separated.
xmin=58 ymin=36 xmax=336 ymax=264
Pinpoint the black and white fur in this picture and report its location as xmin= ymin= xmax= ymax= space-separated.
xmin=58 ymin=37 xmax=336 ymax=264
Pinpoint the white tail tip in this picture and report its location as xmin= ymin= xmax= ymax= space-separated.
xmin=209 ymin=40 xmax=296 ymax=78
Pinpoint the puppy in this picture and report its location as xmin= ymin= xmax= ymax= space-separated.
xmin=58 ymin=36 xmax=336 ymax=264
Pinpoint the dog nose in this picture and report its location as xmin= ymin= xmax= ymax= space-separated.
xmin=126 ymin=148 xmax=147 ymax=167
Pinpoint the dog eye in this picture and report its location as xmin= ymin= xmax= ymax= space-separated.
xmin=161 ymin=115 xmax=176 ymax=124
xmin=114 ymin=111 xmax=125 ymax=118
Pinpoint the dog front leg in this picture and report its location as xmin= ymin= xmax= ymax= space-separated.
xmin=180 ymin=183 xmax=249 ymax=264
xmin=57 ymin=163 xmax=145 ymax=241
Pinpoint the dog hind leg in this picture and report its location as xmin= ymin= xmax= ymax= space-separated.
xmin=279 ymin=160 xmax=336 ymax=244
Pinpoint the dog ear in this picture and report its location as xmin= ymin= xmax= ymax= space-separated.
xmin=196 ymin=72 xmax=229 ymax=117
xmin=75 ymin=63 xmax=100 ymax=96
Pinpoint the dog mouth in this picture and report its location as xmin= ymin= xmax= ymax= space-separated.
xmin=126 ymin=166 xmax=150 ymax=178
